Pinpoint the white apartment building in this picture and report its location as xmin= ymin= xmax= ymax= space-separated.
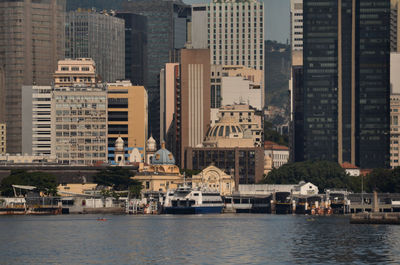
xmin=22 ymin=86 xmax=52 ymax=155
xmin=51 ymin=85 xmax=107 ymax=165
xmin=290 ymin=0 xmax=303 ymax=51
xmin=51 ymin=59 xmax=107 ymax=165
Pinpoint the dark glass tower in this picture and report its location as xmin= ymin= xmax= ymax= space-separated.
xmin=122 ymin=0 xmax=191 ymax=143
xmin=116 ymin=12 xmax=148 ymax=86
xmin=301 ymin=0 xmax=390 ymax=168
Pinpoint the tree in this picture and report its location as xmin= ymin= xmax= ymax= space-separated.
xmin=0 ymin=170 xmax=57 ymax=197
xmin=365 ymin=167 xmax=400 ymax=193
xmin=263 ymin=121 xmax=288 ymax=146
xmin=94 ymin=167 xmax=142 ymax=197
xmin=261 ymin=160 xmax=360 ymax=192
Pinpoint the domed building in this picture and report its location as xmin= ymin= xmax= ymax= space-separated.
xmin=151 ymin=141 xmax=175 ymax=165
xmin=133 ymin=140 xmax=183 ymax=193
xmin=145 ymin=135 xmax=157 ymax=164
xmin=203 ymin=117 xmax=254 ymax=148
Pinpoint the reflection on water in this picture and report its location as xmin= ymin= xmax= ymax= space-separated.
xmin=0 ymin=215 xmax=400 ymax=264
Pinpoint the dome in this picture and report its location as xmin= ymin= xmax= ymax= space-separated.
xmin=205 ymin=118 xmax=243 ymax=141
xmin=151 ymin=142 xmax=175 ymax=165
xmin=115 ymin=136 xmax=124 ymax=152
xmin=147 ymin=135 xmax=157 ymax=152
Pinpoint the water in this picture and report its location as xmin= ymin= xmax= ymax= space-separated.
xmin=0 ymin=214 xmax=400 ymax=265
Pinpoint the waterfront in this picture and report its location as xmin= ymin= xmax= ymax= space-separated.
xmin=1 ymin=215 xmax=400 ymax=265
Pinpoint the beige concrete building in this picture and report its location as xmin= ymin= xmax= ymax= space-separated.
xmin=178 ymin=49 xmax=211 ymax=166
xmin=160 ymin=63 xmax=179 ymax=143
xmin=0 ymin=124 xmax=5 ymax=155
xmin=0 ymin=0 xmax=66 ymax=153
xmin=290 ymin=0 xmax=303 ymax=51
xmin=192 ymin=165 xmax=235 ymax=196
xmin=211 ymin=104 xmax=263 ymax=147
xmin=51 ymin=59 xmax=107 ymax=166
xmin=391 ymin=93 xmax=400 ymax=168
xmin=0 ymin=154 xmax=57 ymax=164
xmin=107 ymin=81 xmax=148 ymax=163
xmin=54 ymin=58 xmax=97 ymax=88
xmin=210 ymin=65 xmax=263 ymax=110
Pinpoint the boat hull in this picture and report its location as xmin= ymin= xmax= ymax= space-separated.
xmin=164 ymin=206 xmax=223 ymax=214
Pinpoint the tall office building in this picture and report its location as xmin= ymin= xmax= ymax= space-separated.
xmin=65 ymin=10 xmax=125 ymax=83
xmin=0 ymin=0 xmax=66 ymax=153
xmin=116 ymin=12 xmax=147 ymax=86
xmin=107 ymin=81 xmax=148 ymax=163
xmin=290 ymin=0 xmax=303 ymax=51
xmin=122 ymin=0 xmax=191 ymax=141
xmin=51 ymin=59 xmax=107 ymax=165
xmin=300 ymin=0 xmax=390 ymax=168
xmin=391 ymin=0 xmax=400 ymax=52
xmin=163 ymin=49 xmax=211 ymax=167
xmin=191 ymin=0 xmax=264 ymax=108
xmin=22 ymin=86 xmax=52 ymax=155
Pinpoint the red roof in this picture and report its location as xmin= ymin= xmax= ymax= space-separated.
xmin=264 ymin=141 xmax=289 ymax=151
xmin=341 ymin=162 xmax=359 ymax=169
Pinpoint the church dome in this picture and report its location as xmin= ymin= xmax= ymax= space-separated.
xmin=151 ymin=142 xmax=175 ymax=165
xmin=115 ymin=136 xmax=124 ymax=152
xmin=147 ymin=135 xmax=157 ymax=152
xmin=205 ymin=117 xmax=243 ymax=141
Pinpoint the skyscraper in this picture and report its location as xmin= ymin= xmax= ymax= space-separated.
xmin=116 ymin=12 xmax=147 ymax=86
xmin=191 ymin=0 xmax=264 ymax=107
xmin=65 ymin=10 xmax=125 ymax=83
xmin=0 ymin=0 xmax=66 ymax=153
xmin=290 ymin=0 xmax=303 ymax=51
xmin=122 ymin=0 xmax=191 ymax=142
xmin=300 ymin=0 xmax=390 ymax=168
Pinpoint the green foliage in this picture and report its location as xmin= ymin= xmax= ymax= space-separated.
xmin=0 ymin=170 xmax=57 ymax=196
xmin=365 ymin=167 xmax=400 ymax=193
xmin=94 ymin=167 xmax=142 ymax=197
xmin=261 ymin=160 xmax=361 ymax=192
xmin=264 ymin=121 xmax=288 ymax=146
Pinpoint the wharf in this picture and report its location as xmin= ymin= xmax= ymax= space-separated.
xmin=350 ymin=212 xmax=400 ymax=224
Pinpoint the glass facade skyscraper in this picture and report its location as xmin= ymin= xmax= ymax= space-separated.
xmin=122 ymin=0 xmax=191 ymax=142
xmin=301 ymin=0 xmax=390 ymax=168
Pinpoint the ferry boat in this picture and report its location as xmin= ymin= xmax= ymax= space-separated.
xmin=163 ymin=186 xmax=223 ymax=214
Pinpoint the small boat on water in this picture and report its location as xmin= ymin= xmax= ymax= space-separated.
xmin=163 ymin=185 xmax=223 ymax=214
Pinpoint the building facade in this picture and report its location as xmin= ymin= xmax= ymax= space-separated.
xmin=290 ymin=0 xmax=303 ymax=51
xmin=116 ymin=12 xmax=148 ymax=86
xmin=107 ymin=81 xmax=148 ymax=163
xmin=185 ymin=147 xmax=264 ymax=186
xmin=301 ymin=0 xmax=390 ymax=168
xmin=264 ymin=141 xmax=290 ymax=169
xmin=191 ymin=0 xmax=264 ymax=106
xmin=51 ymin=59 xmax=107 ymax=165
xmin=122 ymin=0 xmax=191 ymax=141
xmin=0 ymin=124 xmax=5 ymax=155
xmin=391 ymin=93 xmax=400 ymax=168
xmin=178 ymin=49 xmax=211 ymax=167
xmin=391 ymin=0 xmax=400 ymax=52
xmin=22 ymin=86 xmax=52 ymax=155
xmin=192 ymin=165 xmax=235 ymax=196
xmin=0 ymin=0 xmax=66 ymax=153
xmin=65 ymin=10 xmax=125 ymax=83
xmin=211 ymin=104 xmax=263 ymax=147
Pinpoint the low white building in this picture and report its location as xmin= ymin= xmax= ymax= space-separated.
xmin=341 ymin=162 xmax=360 ymax=177
xmin=238 ymin=181 xmax=319 ymax=196
xmin=0 ymin=154 xmax=57 ymax=164
xmin=291 ymin=182 xmax=319 ymax=195
xmin=264 ymin=141 xmax=290 ymax=169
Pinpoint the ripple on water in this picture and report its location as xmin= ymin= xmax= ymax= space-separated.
xmin=0 ymin=215 xmax=400 ymax=265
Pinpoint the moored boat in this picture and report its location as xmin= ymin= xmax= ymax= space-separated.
xmin=163 ymin=186 xmax=223 ymax=214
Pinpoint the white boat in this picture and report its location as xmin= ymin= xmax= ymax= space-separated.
xmin=163 ymin=185 xmax=223 ymax=214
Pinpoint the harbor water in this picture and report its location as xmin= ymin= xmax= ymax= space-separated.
xmin=1 ymin=214 xmax=400 ymax=264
